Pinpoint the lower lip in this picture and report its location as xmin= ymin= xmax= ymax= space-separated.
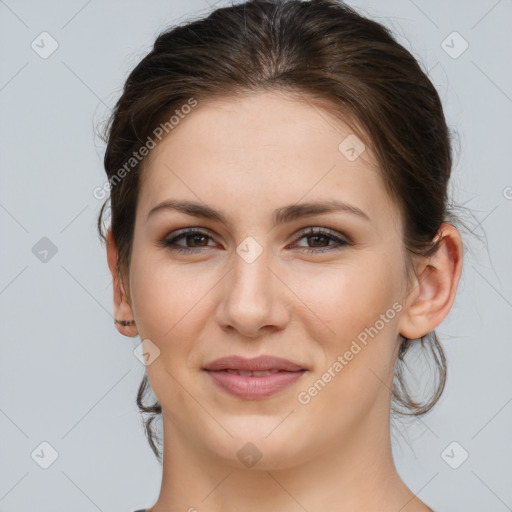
xmin=205 ymin=370 xmax=306 ymax=400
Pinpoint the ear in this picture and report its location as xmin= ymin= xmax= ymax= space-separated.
xmin=398 ymin=223 xmax=463 ymax=340
xmin=106 ymin=227 xmax=138 ymax=337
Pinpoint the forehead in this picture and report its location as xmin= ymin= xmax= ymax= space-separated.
xmin=148 ymin=90 xmax=370 ymax=162
xmin=137 ymin=90 xmax=398 ymax=229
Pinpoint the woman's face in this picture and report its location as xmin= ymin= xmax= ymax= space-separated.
xmin=126 ymin=90 xmax=411 ymax=468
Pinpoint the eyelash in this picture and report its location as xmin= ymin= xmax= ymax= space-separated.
xmin=160 ymin=227 xmax=350 ymax=255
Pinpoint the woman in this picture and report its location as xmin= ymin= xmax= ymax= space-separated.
xmin=98 ymin=1 xmax=463 ymax=510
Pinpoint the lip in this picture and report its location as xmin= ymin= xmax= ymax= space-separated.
xmin=203 ymin=355 xmax=306 ymax=372
xmin=206 ymin=369 xmax=306 ymax=400
xmin=203 ymin=355 xmax=307 ymax=400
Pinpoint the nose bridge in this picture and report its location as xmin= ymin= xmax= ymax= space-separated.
xmin=230 ymin=237 xmax=273 ymax=312
xmin=217 ymin=235 xmax=287 ymax=335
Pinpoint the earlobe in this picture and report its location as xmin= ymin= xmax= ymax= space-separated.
xmin=398 ymin=223 xmax=463 ymax=340
xmin=106 ymin=228 xmax=138 ymax=338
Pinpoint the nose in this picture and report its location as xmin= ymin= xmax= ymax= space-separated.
xmin=215 ymin=243 xmax=290 ymax=338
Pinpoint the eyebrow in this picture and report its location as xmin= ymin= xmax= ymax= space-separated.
xmin=146 ymin=198 xmax=371 ymax=225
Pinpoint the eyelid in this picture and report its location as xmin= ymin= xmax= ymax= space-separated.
xmin=162 ymin=226 xmax=348 ymax=243
xmin=291 ymin=226 xmax=350 ymax=243
xmin=167 ymin=226 xmax=217 ymax=239
xmin=161 ymin=227 xmax=219 ymax=248
xmin=160 ymin=225 xmax=351 ymax=254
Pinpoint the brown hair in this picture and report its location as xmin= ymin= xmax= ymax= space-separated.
xmin=97 ymin=0 xmax=465 ymax=462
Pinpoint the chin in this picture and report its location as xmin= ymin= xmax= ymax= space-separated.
xmin=201 ymin=425 xmax=311 ymax=471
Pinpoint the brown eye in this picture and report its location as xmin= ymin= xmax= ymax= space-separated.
xmin=183 ymin=233 xmax=209 ymax=247
xmin=306 ymin=233 xmax=330 ymax=247
xmin=160 ymin=227 xmax=350 ymax=255
xmin=163 ymin=229 xmax=217 ymax=254
xmin=292 ymin=228 xmax=350 ymax=254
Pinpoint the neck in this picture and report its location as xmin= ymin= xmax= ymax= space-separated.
xmin=149 ymin=400 xmax=431 ymax=512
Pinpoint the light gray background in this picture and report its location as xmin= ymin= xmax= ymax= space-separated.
xmin=1 ymin=0 xmax=511 ymax=511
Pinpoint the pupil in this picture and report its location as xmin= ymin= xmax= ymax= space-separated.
xmin=309 ymin=235 xmax=327 ymax=247
xmin=189 ymin=234 xmax=206 ymax=246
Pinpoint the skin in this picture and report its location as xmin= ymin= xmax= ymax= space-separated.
xmin=107 ymin=90 xmax=463 ymax=512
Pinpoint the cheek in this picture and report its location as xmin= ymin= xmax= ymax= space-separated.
xmin=290 ymin=258 xmax=402 ymax=345
xmin=292 ymin=256 xmax=403 ymax=404
xmin=128 ymin=253 xmax=212 ymax=405
xmin=129 ymin=248 xmax=212 ymax=340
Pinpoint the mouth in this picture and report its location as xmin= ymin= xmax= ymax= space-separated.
xmin=203 ymin=354 xmax=307 ymax=373
xmin=221 ymin=368 xmax=281 ymax=376
xmin=203 ymin=355 xmax=307 ymax=399
xmin=205 ymin=369 xmax=306 ymax=399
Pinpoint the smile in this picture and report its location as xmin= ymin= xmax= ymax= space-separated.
xmin=205 ymin=369 xmax=307 ymax=399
